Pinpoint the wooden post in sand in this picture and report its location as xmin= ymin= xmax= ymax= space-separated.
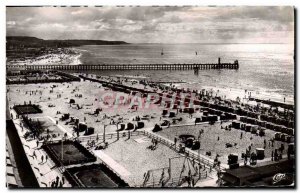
xmin=103 ymin=125 xmax=106 ymax=143
xmin=116 ymin=122 xmax=119 ymax=140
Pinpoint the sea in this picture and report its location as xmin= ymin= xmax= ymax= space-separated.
xmin=75 ymin=43 xmax=294 ymax=104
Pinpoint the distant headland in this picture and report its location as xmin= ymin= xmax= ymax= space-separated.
xmin=6 ymin=36 xmax=129 ymax=64
xmin=7 ymin=36 xmax=129 ymax=48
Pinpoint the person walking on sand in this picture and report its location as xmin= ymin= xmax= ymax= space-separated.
xmin=33 ymin=151 xmax=36 ymax=159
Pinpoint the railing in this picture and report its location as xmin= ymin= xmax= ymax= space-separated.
xmin=142 ymin=131 xmax=223 ymax=170
xmin=142 ymin=174 xmax=209 ymax=187
xmin=77 ymin=130 xmax=145 ymax=142
xmin=6 ymin=63 xmax=239 ymax=71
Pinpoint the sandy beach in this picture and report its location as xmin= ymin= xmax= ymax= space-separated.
xmin=6 ymin=72 xmax=294 ymax=188
xmin=7 ymin=48 xmax=82 ymax=66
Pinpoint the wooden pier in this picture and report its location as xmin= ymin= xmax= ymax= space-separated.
xmin=7 ymin=59 xmax=239 ymax=71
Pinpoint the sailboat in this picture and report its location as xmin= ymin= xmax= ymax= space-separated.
xmin=161 ymin=48 xmax=164 ymax=56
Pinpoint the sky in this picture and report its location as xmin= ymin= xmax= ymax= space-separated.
xmin=6 ymin=6 xmax=294 ymax=44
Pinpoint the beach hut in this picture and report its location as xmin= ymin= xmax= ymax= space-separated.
xmin=210 ymin=115 xmax=218 ymax=122
xmin=220 ymin=114 xmax=226 ymax=120
xmin=286 ymin=128 xmax=294 ymax=136
xmin=192 ymin=140 xmax=200 ymax=150
xmin=288 ymin=121 xmax=294 ymax=128
xmin=165 ymin=102 xmax=171 ymax=108
xmin=200 ymin=107 xmax=208 ymax=112
xmin=95 ymin=108 xmax=102 ymax=115
xmin=172 ymin=104 xmax=178 ymax=109
xmin=137 ymin=121 xmax=145 ymax=129
xmin=239 ymin=116 xmax=246 ymax=123
xmin=261 ymin=121 xmax=266 ymax=127
xmin=118 ymin=124 xmax=125 ymax=131
xmin=256 ymin=148 xmax=265 ymax=160
xmin=258 ymin=128 xmax=266 ymax=136
xmin=154 ymin=97 xmax=162 ymax=104
xmin=274 ymin=132 xmax=281 ymax=140
xmin=84 ymin=127 xmax=94 ymax=135
xmin=78 ymin=122 xmax=87 ymax=132
xmin=248 ymin=118 xmax=256 ymax=125
xmin=286 ymin=136 xmax=292 ymax=143
xmin=152 ymin=124 xmax=162 ymax=132
xmin=274 ymin=125 xmax=281 ymax=132
xmin=288 ymin=143 xmax=295 ymax=155
xmin=280 ymin=133 xmax=287 ymax=142
xmin=189 ymin=108 xmax=195 ymax=114
xmin=161 ymin=120 xmax=170 ymax=126
xmin=265 ymin=123 xmax=272 ymax=130
xmin=193 ymin=100 xmax=201 ymax=106
xmin=269 ymin=123 xmax=275 ymax=131
xmin=228 ymin=153 xmax=239 ymax=169
xmin=61 ymin=113 xmax=70 ymax=121
xmin=75 ymin=118 xmax=79 ymax=125
xmin=280 ymin=126 xmax=287 ymax=134
xmin=245 ymin=124 xmax=251 ymax=132
xmin=207 ymin=108 xmax=214 ymax=114
xmin=232 ymin=121 xmax=240 ymax=129
xmin=185 ymin=138 xmax=194 ymax=148
xmin=126 ymin=122 xmax=135 ymax=130
xmin=169 ymin=111 xmax=176 ymax=118
xmin=228 ymin=153 xmax=238 ymax=164
xmin=240 ymin=123 xmax=246 ymax=130
xmin=184 ymin=102 xmax=190 ymax=108
xmin=215 ymin=110 xmax=223 ymax=116
xmin=230 ymin=113 xmax=237 ymax=120
xmin=251 ymin=126 xmax=258 ymax=134
xmin=202 ymin=116 xmax=208 ymax=122
xmin=162 ymin=109 xmax=168 ymax=116
xmin=195 ymin=117 xmax=201 ymax=123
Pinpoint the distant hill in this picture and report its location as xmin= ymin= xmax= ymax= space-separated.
xmin=6 ymin=36 xmax=129 ymax=48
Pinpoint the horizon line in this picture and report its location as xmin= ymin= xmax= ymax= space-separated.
xmin=6 ymin=36 xmax=292 ymax=45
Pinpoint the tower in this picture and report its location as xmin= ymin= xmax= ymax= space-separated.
xmin=218 ymin=57 xmax=221 ymax=65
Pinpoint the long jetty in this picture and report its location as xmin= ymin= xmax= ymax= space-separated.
xmin=7 ymin=59 xmax=239 ymax=71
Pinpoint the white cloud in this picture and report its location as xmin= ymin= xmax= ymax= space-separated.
xmin=6 ymin=6 xmax=294 ymax=43
xmin=7 ymin=21 xmax=16 ymax=25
